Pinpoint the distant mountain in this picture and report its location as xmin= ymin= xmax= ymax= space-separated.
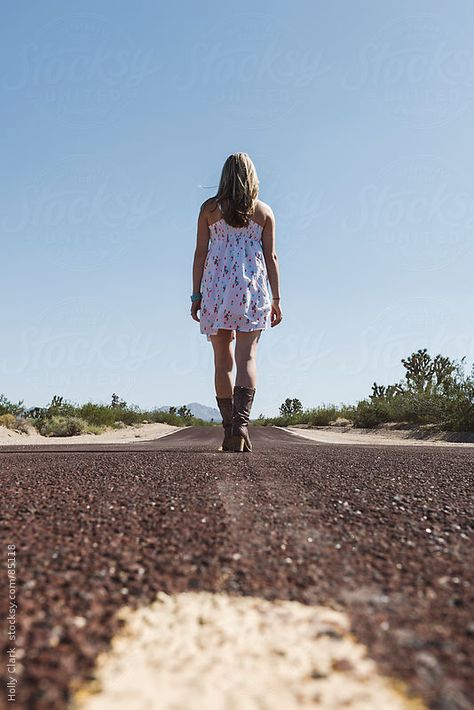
xmin=187 ymin=402 xmax=221 ymax=422
xmin=156 ymin=402 xmax=221 ymax=422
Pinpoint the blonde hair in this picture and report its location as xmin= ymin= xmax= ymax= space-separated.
xmin=212 ymin=153 xmax=259 ymax=228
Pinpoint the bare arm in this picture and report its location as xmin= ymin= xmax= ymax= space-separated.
xmin=192 ymin=204 xmax=210 ymax=295
xmin=261 ymin=206 xmax=281 ymax=300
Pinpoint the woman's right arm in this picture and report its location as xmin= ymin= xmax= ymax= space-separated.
xmin=261 ymin=206 xmax=281 ymax=300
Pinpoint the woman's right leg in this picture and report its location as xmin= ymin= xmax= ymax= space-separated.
xmin=234 ymin=330 xmax=262 ymax=388
xmin=231 ymin=330 xmax=262 ymax=452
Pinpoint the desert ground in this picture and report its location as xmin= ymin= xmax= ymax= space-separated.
xmin=1 ymin=426 xmax=472 ymax=709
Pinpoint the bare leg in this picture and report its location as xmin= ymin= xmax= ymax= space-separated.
xmin=209 ymin=329 xmax=235 ymax=397
xmin=235 ymin=330 xmax=262 ymax=388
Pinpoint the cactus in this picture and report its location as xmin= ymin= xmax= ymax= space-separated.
xmin=279 ymin=398 xmax=303 ymax=417
xmin=177 ymin=405 xmax=192 ymax=418
xmin=111 ymin=393 xmax=127 ymax=409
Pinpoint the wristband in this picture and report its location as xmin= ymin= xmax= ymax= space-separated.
xmin=190 ymin=292 xmax=202 ymax=302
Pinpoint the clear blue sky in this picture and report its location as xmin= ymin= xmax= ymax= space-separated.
xmin=1 ymin=1 xmax=473 ymax=416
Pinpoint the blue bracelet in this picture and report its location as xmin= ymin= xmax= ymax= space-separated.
xmin=190 ymin=292 xmax=202 ymax=302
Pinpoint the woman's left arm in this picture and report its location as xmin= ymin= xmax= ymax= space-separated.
xmin=192 ymin=204 xmax=210 ymax=295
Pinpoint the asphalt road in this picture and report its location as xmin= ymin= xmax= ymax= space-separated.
xmin=0 ymin=426 xmax=473 ymax=709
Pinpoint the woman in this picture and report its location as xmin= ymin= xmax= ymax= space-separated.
xmin=190 ymin=152 xmax=282 ymax=453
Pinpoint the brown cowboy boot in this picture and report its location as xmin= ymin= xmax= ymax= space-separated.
xmin=230 ymin=385 xmax=256 ymax=452
xmin=215 ymin=395 xmax=233 ymax=451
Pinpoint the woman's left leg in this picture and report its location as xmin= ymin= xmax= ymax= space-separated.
xmin=210 ymin=329 xmax=235 ymax=451
xmin=209 ymin=328 xmax=235 ymax=397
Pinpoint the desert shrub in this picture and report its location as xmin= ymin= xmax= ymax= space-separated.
xmin=40 ymin=395 xmax=76 ymax=420
xmin=353 ymin=390 xmax=451 ymax=428
xmin=76 ymin=402 xmax=127 ymax=427
xmin=147 ymin=407 xmax=211 ymax=427
xmin=31 ymin=399 xmax=209 ymax=431
xmin=258 ymin=414 xmax=294 ymax=427
xmin=353 ymin=350 xmax=474 ymax=431
xmin=353 ymin=398 xmax=394 ymax=428
xmin=74 ymin=401 xmax=208 ymax=428
xmin=0 ymin=413 xmax=17 ymax=429
xmin=38 ymin=416 xmax=88 ymax=437
xmin=253 ymin=403 xmax=356 ymax=427
xmin=443 ymin=378 xmax=474 ymax=432
xmin=257 ymin=402 xmax=325 ymax=427
xmin=0 ymin=394 xmax=25 ymax=417
xmin=305 ymin=406 xmax=341 ymax=426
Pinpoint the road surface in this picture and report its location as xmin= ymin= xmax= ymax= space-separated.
xmin=0 ymin=426 xmax=472 ymax=709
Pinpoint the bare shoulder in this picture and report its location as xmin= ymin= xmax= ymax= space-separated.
xmin=256 ymin=200 xmax=275 ymax=227
xmin=200 ymin=197 xmax=219 ymax=215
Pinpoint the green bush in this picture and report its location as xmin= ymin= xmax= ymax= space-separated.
xmin=28 ymin=397 xmax=211 ymax=433
xmin=38 ymin=416 xmax=88 ymax=437
xmin=306 ymin=406 xmax=350 ymax=426
xmin=147 ymin=408 xmax=212 ymax=427
xmin=447 ymin=395 xmax=474 ymax=432
xmin=76 ymin=402 xmax=129 ymax=426
xmin=353 ymin=399 xmax=393 ymax=428
xmin=351 ymin=351 xmax=474 ymax=431
xmin=252 ymin=404 xmax=356 ymax=428
xmin=441 ymin=377 xmax=474 ymax=431
xmin=0 ymin=394 xmax=25 ymax=417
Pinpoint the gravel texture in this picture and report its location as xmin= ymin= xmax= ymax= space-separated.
xmin=0 ymin=426 xmax=473 ymax=709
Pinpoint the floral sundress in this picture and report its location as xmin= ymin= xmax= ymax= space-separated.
xmin=199 ymin=205 xmax=272 ymax=341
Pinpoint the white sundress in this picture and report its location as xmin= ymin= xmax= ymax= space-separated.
xmin=199 ymin=204 xmax=272 ymax=342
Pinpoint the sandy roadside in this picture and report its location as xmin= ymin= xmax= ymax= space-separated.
xmin=0 ymin=421 xmax=183 ymax=447
xmin=281 ymin=425 xmax=474 ymax=447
